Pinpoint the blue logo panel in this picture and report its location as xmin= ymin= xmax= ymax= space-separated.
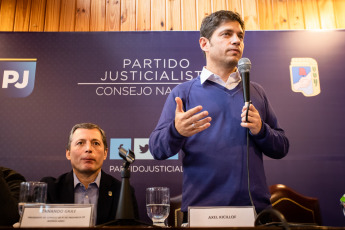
xmin=0 ymin=59 xmax=37 ymax=98
xmin=110 ymin=138 xmax=178 ymax=160
xmin=134 ymin=138 xmax=154 ymax=160
xmin=109 ymin=138 xmax=132 ymax=160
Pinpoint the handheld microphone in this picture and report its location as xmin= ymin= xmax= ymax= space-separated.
xmin=238 ymin=58 xmax=251 ymax=122
xmin=238 ymin=57 xmax=251 ymax=104
xmin=238 ymin=58 xmax=256 ymax=215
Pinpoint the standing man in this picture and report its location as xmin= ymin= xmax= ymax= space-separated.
xmin=41 ymin=123 xmax=138 ymax=225
xmin=149 ymin=10 xmax=289 ymax=221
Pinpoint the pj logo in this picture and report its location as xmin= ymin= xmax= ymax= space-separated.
xmin=289 ymin=58 xmax=320 ymax=97
xmin=0 ymin=58 xmax=37 ymax=98
xmin=109 ymin=138 xmax=178 ymax=160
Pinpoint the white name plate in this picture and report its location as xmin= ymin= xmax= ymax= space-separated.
xmin=20 ymin=204 xmax=94 ymax=227
xmin=188 ymin=206 xmax=255 ymax=227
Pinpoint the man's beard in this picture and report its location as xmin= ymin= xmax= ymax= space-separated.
xmin=219 ymin=57 xmax=239 ymax=70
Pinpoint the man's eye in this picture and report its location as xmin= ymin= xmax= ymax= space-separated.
xmin=76 ymin=141 xmax=83 ymax=145
xmin=93 ymin=142 xmax=101 ymax=146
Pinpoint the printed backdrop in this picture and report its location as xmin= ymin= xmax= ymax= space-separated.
xmin=1 ymin=31 xmax=344 ymax=226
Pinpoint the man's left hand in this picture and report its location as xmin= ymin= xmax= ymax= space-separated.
xmin=240 ymin=103 xmax=262 ymax=135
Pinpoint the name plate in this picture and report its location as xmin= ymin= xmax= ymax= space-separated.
xmin=188 ymin=206 xmax=255 ymax=227
xmin=20 ymin=204 xmax=94 ymax=227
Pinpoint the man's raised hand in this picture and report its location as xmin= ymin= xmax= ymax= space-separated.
xmin=174 ymin=97 xmax=212 ymax=137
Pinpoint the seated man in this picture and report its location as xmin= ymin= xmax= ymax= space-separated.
xmin=0 ymin=166 xmax=26 ymax=226
xmin=41 ymin=123 xmax=138 ymax=225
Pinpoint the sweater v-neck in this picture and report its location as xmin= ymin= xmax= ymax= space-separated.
xmin=203 ymin=79 xmax=243 ymax=97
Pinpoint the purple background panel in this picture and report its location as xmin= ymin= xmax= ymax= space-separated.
xmin=0 ymin=31 xmax=344 ymax=226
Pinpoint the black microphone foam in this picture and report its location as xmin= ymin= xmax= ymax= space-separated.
xmin=238 ymin=58 xmax=251 ymax=103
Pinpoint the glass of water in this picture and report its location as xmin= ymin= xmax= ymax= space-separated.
xmin=18 ymin=181 xmax=47 ymax=217
xmin=146 ymin=187 xmax=170 ymax=226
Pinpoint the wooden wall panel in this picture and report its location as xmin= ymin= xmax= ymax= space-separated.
xmin=287 ymin=0 xmax=305 ymax=29
xmin=182 ymin=0 xmax=196 ymax=30
xmin=196 ymin=0 xmax=211 ymax=30
xmin=0 ymin=0 xmax=17 ymax=31
xmin=44 ymin=0 xmax=61 ymax=31
xmin=227 ymin=0 xmax=242 ymax=15
xmin=121 ymin=0 xmax=136 ymax=31
xmin=302 ymin=0 xmax=321 ymax=29
xmin=213 ymin=0 xmax=227 ymax=12
xmin=318 ymin=0 xmax=336 ymax=29
xmin=1 ymin=0 xmax=345 ymax=32
xmin=14 ymin=0 xmax=32 ymax=32
xmin=29 ymin=0 xmax=46 ymax=32
xmin=75 ymin=0 xmax=90 ymax=31
xmin=242 ymin=0 xmax=260 ymax=30
xmin=106 ymin=0 xmax=120 ymax=31
xmin=136 ymin=0 xmax=150 ymax=31
xmin=151 ymin=0 xmax=165 ymax=30
xmin=90 ymin=0 xmax=105 ymax=31
xmin=258 ymin=0 xmax=274 ymax=30
xmin=59 ymin=0 xmax=76 ymax=31
xmin=333 ymin=0 xmax=345 ymax=28
xmin=272 ymin=0 xmax=289 ymax=30
xmin=167 ymin=0 xmax=181 ymax=31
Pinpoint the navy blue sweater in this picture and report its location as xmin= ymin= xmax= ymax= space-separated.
xmin=149 ymin=76 xmax=289 ymax=213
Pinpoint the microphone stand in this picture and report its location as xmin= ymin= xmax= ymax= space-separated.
xmin=98 ymin=148 xmax=150 ymax=227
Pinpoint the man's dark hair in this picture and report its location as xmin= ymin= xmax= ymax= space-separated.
xmin=66 ymin=123 xmax=107 ymax=150
xmin=200 ymin=10 xmax=245 ymax=40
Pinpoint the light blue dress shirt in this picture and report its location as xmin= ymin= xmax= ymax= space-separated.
xmin=73 ymin=172 xmax=101 ymax=225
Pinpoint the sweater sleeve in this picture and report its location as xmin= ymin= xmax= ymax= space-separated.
xmin=250 ymin=83 xmax=289 ymax=159
xmin=149 ymin=86 xmax=188 ymax=160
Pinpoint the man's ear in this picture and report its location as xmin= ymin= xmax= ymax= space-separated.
xmin=103 ymin=148 xmax=108 ymax=160
xmin=66 ymin=149 xmax=71 ymax=160
xmin=199 ymin=37 xmax=210 ymax=52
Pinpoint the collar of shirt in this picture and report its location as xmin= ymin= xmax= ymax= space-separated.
xmin=73 ymin=171 xmax=101 ymax=189
xmin=200 ymin=66 xmax=241 ymax=90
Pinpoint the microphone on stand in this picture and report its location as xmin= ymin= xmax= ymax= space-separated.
xmin=99 ymin=146 xmax=150 ymax=227
xmin=238 ymin=57 xmax=252 ymax=122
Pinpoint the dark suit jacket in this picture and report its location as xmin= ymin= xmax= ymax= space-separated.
xmin=41 ymin=170 xmax=139 ymax=225
xmin=0 ymin=167 xmax=26 ymax=226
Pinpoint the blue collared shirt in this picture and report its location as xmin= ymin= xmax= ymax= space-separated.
xmin=200 ymin=67 xmax=241 ymax=90
xmin=73 ymin=172 xmax=101 ymax=225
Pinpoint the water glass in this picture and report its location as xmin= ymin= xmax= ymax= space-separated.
xmin=146 ymin=187 xmax=170 ymax=226
xmin=18 ymin=181 xmax=47 ymax=217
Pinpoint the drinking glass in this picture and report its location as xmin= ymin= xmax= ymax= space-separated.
xmin=146 ymin=187 xmax=170 ymax=226
xmin=18 ymin=181 xmax=47 ymax=217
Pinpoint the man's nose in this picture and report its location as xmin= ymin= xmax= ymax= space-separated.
xmin=231 ymin=34 xmax=241 ymax=45
xmin=85 ymin=142 xmax=93 ymax=152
